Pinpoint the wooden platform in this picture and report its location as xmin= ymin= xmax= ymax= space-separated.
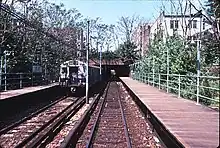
xmin=120 ymin=77 xmax=219 ymax=148
xmin=0 ymin=83 xmax=58 ymax=100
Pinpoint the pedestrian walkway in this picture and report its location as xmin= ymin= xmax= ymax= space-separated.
xmin=120 ymin=77 xmax=219 ymax=148
xmin=0 ymin=83 xmax=58 ymax=100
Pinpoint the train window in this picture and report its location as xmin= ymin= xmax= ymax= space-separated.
xmin=111 ymin=70 xmax=116 ymax=75
xmin=61 ymin=67 xmax=67 ymax=73
xmin=69 ymin=67 xmax=78 ymax=73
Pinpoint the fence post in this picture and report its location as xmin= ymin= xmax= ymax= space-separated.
xmin=140 ymin=73 xmax=142 ymax=82
xmin=153 ymin=56 xmax=155 ymax=87
xmin=20 ymin=73 xmax=22 ymax=89
xmin=32 ymin=73 xmax=33 ymax=86
xmin=196 ymin=74 xmax=200 ymax=104
xmin=167 ymin=74 xmax=169 ymax=93
xmin=148 ymin=73 xmax=149 ymax=85
xmin=4 ymin=73 xmax=6 ymax=91
xmin=178 ymin=74 xmax=180 ymax=98
xmin=139 ymin=73 xmax=140 ymax=81
xmin=0 ymin=73 xmax=1 ymax=91
xmin=159 ymin=74 xmax=161 ymax=90
xmin=142 ymin=74 xmax=144 ymax=82
xmin=144 ymin=74 xmax=146 ymax=83
xmin=0 ymin=56 xmax=2 ymax=91
xmin=153 ymin=73 xmax=155 ymax=87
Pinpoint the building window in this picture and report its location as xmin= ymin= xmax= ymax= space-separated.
xmin=170 ymin=20 xmax=179 ymax=29
xmin=170 ymin=20 xmax=174 ymax=29
xmin=175 ymin=20 xmax=179 ymax=29
xmin=187 ymin=36 xmax=192 ymax=40
xmin=193 ymin=20 xmax=197 ymax=28
xmin=203 ymin=22 xmax=205 ymax=30
xmin=193 ymin=36 xmax=197 ymax=40
xmin=78 ymin=31 xmax=81 ymax=40
xmin=188 ymin=20 xmax=192 ymax=28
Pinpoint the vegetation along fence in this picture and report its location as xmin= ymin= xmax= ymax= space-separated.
xmin=130 ymin=64 xmax=219 ymax=108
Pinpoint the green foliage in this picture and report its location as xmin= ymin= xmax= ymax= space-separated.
xmin=0 ymin=1 xmax=111 ymax=80
xmin=115 ymin=41 xmax=139 ymax=62
xmin=132 ymin=36 xmax=219 ymax=106
xmin=137 ymin=36 xmax=197 ymax=75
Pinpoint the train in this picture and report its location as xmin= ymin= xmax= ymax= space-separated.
xmin=59 ymin=60 xmax=101 ymax=93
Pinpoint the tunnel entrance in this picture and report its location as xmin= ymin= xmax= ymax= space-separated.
xmin=94 ymin=64 xmax=130 ymax=79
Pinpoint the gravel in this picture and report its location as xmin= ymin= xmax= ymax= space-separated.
xmin=0 ymin=97 xmax=74 ymax=147
xmin=76 ymin=81 xmax=164 ymax=148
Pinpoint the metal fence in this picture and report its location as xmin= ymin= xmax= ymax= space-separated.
xmin=0 ymin=73 xmax=56 ymax=91
xmin=130 ymin=72 xmax=219 ymax=106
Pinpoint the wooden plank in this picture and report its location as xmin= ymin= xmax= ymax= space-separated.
xmin=120 ymin=77 xmax=219 ymax=148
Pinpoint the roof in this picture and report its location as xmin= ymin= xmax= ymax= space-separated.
xmin=89 ymin=59 xmax=125 ymax=65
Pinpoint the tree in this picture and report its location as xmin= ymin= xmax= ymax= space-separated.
xmin=117 ymin=14 xmax=140 ymax=42
xmin=115 ymin=41 xmax=139 ymax=63
xmin=200 ymin=0 xmax=220 ymax=69
xmin=205 ymin=0 xmax=220 ymax=39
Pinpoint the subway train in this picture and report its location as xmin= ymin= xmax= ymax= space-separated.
xmin=59 ymin=60 xmax=101 ymax=93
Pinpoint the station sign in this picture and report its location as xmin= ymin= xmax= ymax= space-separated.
xmin=32 ymin=65 xmax=42 ymax=73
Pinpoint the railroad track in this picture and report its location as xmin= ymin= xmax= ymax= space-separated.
xmin=74 ymin=79 xmax=163 ymax=148
xmin=87 ymin=81 xmax=132 ymax=147
xmin=0 ymin=96 xmax=68 ymax=135
xmin=0 ymin=96 xmax=85 ymax=147
xmin=59 ymin=81 xmax=131 ymax=148
xmin=0 ymin=80 xmax=163 ymax=147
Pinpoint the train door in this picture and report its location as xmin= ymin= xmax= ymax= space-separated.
xmin=69 ymin=66 xmax=78 ymax=85
xmin=59 ymin=66 xmax=67 ymax=86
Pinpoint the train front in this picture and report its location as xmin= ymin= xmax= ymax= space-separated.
xmin=59 ymin=60 xmax=86 ymax=94
xmin=69 ymin=63 xmax=86 ymax=93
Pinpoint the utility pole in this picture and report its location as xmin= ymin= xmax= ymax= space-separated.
xmin=189 ymin=2 xmax=192 ymax=38
xmin=196 ymin=13 xmax=202 ymax=105
xmin=99 ymin=44 xmax=102 ymax=81
xmin=0 ymin=51 xmax=2 ymax=91
xmin=4 ymin=50 xmax=7 ymax=91
xmin=86 ymin=20 xmax=90 ymax=104
xmin=167 ymin=47 xmax=169 ymax=93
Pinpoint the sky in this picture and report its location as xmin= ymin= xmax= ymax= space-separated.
xmin=48 ymin=0 xmax=204 ymax=51
xmin=3 ymin=0 xmax=205 ymax=25
xmin=51 ymin=0 xmax=172 ymax=25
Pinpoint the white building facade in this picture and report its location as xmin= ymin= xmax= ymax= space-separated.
xmin=150 ymin=11 xmax=212 ymax=42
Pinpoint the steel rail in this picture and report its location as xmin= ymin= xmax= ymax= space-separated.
xmin=14 ymin=97 xmax=83 ymax=148
xmin=26 ymin=97 xmax=86 ymax=148
xmin=85 ymin=82 xmax=110 ymax=148
xmin=117 ymin=83 xmax=132 ymax=148
xmin=0 ymin=96 xmax=67 ymax=135
xmin=60 ymin=82 xmax=109 ymax=148
xmin=86 ymin=80 xmax=132 ymax=148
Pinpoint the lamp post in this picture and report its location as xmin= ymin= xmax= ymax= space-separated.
xmin=86 ymin=20 xmax=90 ymax=104
xmin=3 ymin=50 xmax=10 ymax=91
xmin=190 ymin=10 xmax=202 ymax=105
xmin=167 ymin=46 xmax=169 ymax=93
xmin=0 ymin=47 xmax=3 ymax=91
xmin=196 ymin=13 xmax=202 ymax=105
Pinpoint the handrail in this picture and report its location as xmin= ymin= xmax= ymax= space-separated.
xmin=0 ymin=73 xmax=54 ymax=91
xmin=131 ymin=72 xmax=219 ymax=106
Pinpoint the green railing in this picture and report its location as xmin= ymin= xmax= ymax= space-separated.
xmin=130 ymin=71 xmax=219 ymax=107
xmin=0 ymin=73 xmax=55 ymax=91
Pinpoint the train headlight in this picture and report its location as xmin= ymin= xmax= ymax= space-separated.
xmin=71 ymin=87 xmax=76 ymax=92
